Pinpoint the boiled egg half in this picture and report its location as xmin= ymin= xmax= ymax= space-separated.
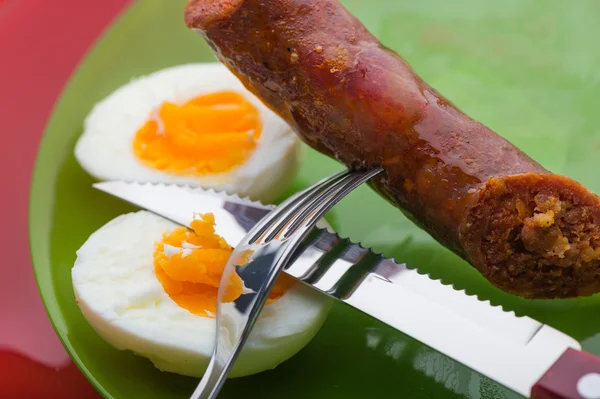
xmin=75 ymin=63 xmax=301 ymax=203
xmin=72 ymin=210 xmax=332 ymax=378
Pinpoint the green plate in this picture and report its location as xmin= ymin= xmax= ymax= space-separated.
xmin=29 ymin=0 xmax=600 ymax=398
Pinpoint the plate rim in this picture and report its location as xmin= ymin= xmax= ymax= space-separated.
xmin=28 ymin=1 xmax=140 ymax=398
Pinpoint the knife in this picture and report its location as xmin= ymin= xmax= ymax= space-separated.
xmin=93 ymin=181 xmax=600 ymax=399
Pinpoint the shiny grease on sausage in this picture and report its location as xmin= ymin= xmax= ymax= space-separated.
xmin=185 ymin=0 xmax=600 ymax=299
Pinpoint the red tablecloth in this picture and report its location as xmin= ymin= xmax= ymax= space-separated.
xmin=0 ymin=1 xmax=130 ymax=397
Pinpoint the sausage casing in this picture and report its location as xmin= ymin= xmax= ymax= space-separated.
xmin=185 ymin=0 xmax=600 ymax=298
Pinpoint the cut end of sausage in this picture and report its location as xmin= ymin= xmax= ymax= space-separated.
xmin=184 ymin=0 xmax=245 ymax=29
xmin=462 ymin=173 xmax=600 ymax=299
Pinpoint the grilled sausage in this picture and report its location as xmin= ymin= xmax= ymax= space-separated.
xmin=184 ymin=0 xmax=600 ymax=299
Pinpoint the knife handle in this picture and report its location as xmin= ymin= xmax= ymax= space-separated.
xmin=531 ymin=348 xmax=600 ymax=399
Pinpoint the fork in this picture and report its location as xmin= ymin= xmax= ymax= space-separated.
xmin=190 ymin=166 xmax=384 ymax=399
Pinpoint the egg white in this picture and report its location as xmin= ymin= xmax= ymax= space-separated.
xmin=74 ymin=63 xmax=301 ymax=203
xmin=71 ymin=211 xmax=332 ymax=378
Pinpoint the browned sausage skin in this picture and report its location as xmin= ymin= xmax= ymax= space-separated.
xmin=185 ymin=0 xmax=600 ymax=298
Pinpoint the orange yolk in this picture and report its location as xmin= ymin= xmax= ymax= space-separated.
xmin=133 ymin=91 xmax=262 ymax=176
xmin=154 ymin=213 xmax=294 ymax=317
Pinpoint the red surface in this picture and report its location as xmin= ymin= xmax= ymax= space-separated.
xmin=0 ymin=0 xmax=130 ymax=397
xmin=531 ymin=348 xmax=600 ymax=399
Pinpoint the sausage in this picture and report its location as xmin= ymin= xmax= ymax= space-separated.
xmin=184 ymin=0 xmax=600 ymax=299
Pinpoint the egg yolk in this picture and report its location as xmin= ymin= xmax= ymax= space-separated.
xmin=154 ymin=213 xmax=294 ymax=317
xmin=133 ymin=91 xmax=262 ymax=176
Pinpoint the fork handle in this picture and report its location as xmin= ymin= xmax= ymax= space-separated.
xmin=531 ymin=348 xmax=600 ymax=399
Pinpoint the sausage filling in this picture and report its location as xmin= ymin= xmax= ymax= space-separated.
xmin=463 ymin=175 xmax=600 ymax=298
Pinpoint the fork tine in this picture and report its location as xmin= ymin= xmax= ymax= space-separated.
xmin=305 ymin=167 xmax=384 ymax=227
xmin=282 ymin=167 xmax=384 ymax=238
xmin=266 ymin=170 xmax=361 ymax=241
xmin=261 ymin=169 xmax=355 ymax=243
xmin=250 ymin=169 xmax=352 ymax=243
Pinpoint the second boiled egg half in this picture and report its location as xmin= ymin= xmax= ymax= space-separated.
xmin=75 ymin=63 xmax=301 ymax=203
xmin=72 ymin=210 xmax=332 ymax=378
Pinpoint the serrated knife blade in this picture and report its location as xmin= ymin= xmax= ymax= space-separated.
xmin=93 ymin=181 xmax=600 ymax=399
